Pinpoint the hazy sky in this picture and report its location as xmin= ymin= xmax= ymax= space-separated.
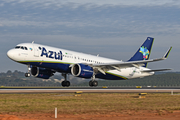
xmin=0 ymin=0 xmax=179 ymax=72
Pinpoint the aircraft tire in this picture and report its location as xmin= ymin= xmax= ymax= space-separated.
xmin=66 ymin=81 xmax=70 ymax=87
xmin=62 ymin=81 xmax=70 ymax=87
xmin=25 ymin=73 xmax=30 ymax=77
xmin=61 ymin=81 xmax=65 ymax=87
xmin=89 ymin=81 xmax=93 ymax=87
xmin=92 ymin=81 xmax=98 ymax=87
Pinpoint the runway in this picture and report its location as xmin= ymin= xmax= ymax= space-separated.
xmin=0 ymin=86 xmax=180 ymax=93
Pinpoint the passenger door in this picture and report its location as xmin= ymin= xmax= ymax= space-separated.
xmin=33 ymin=45 xmax=39 ymax=57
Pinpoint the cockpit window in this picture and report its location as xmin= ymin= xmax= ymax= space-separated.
xmin=15 ymin=46 xmax=28 ymax=50
xmin=21 ymin=46 xmax=24 ymax=50
xmin=15 ymin=46 xmax=20 ymax=49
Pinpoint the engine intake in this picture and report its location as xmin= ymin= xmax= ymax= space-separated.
xmin=71 ymin=64 xmax=93 ymax=78
xmin=31 ymin=66 xmax=54 ymax=79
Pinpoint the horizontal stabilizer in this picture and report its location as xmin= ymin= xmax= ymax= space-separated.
xmin=141 ymin=69 xmax=172 ymax=72
xmin=93 ymin=46 xmax=172 ymax=73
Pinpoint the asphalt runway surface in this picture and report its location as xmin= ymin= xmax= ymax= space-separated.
xmin=0 ymin=86 xmax=180 ymax=93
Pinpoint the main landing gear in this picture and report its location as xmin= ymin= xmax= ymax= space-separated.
xmin=61 ymin=73 xmax=70 ymax=87
xmin=89 ymin=75 xmax=98 ymax=87
xmin=25 ymin=65 xmax=31 ymax=77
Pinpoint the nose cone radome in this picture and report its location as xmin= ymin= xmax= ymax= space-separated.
xmin=7 ymin=49 xmax=15 ymax=60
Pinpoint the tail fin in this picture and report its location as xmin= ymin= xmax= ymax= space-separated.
xmin=128 ymin=37 xmax=154 ymax=67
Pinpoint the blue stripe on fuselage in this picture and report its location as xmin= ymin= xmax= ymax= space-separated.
xmin=20 ymin=61 xmax=127 ymax=80
xmin=20 ymin=61 xmax=71 ymax=73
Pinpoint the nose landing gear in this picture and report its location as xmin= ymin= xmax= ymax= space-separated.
xmin=25 ymin=65 xmax=31 ymax=77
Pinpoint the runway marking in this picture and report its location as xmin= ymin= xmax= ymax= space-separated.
xmin=0 ymin=89 xmax=180 ymax=93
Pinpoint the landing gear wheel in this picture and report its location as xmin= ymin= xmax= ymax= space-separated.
xmin=89 ymin=80 xmax=98 ymax=87
xmin=92 ymin=81 xmax=98 ymax=86
xmin=66 ymin=81 xmax=70 ymax=87
xmin=61 ymin=81 xmax=65 ymax=87
xmin=89 ymin=81 xmax=93 ymax=87
xmin=25 ymin=73 xmax=30 ymax=77
xmin=61 ymin=81 xmax=70 ymax=87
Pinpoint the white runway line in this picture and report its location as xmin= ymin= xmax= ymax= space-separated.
xmin=0 ymin=89 xmax=180 ymax=93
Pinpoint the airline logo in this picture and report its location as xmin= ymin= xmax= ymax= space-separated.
xmin=139 ymin=46 xmax=149 ymax=60
xmin=29 ymin=48 xmax=33 ymax=51
xmin=40 ymin=47 xmax=63 ymax=60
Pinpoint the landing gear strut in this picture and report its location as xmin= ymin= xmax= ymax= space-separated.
xmin=25 ymin=65 xmax=31 ymax=77
xmin=89 ymin=74 xmax=98 ymax=87
xmin=61 ymin=73 xmax=70 ymax=87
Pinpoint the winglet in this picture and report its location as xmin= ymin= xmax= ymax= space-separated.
xmin=163 ymin=47 xmax=172 ymax=59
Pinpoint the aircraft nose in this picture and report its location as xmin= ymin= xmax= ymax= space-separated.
xmin=7 ymin=49 xmax=14 ymax=59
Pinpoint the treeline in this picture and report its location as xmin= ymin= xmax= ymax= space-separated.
xmin=0 ymin=70 xmax=60 ymax=86
xmin=80 ymin=72 xmax=180 ymax=86
xmin=0 ymin=70 xmax=84 ymax=86
xmin=0 ymin=70 xmax=180 ymax=86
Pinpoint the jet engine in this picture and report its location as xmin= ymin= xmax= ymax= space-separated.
xmin=31 ymin=66 xmax=54 ymax=79
xmin=71 ymin=64 xmax=93 ymax=78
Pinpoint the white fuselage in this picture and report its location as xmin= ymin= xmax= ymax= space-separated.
xmin=7 ymin=42 xmax=154 ymax=80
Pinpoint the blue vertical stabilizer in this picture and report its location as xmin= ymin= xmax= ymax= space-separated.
xmin=128 ymin=37 xmax=154 ymax=67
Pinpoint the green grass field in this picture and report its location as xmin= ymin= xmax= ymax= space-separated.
xmin=0 ymin=93 xmax=180 ymax=114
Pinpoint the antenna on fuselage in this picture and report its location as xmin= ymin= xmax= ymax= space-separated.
xmin=32 ymin=41 xmax=34 ymax=44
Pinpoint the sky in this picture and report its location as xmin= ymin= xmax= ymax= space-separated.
xmin=0 ymin=0 xmax=180 ymax=72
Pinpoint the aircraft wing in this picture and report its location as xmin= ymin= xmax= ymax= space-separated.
xmin=92 ymin=47 xmax=172 ymax=74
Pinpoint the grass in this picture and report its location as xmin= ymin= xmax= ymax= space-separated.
xmin=0 ymin=93 xmax=180 ymax=114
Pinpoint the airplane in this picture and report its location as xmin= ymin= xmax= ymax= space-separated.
xmin=7 ymin=37 xmax=172 ymax=87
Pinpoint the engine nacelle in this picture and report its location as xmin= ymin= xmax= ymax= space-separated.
xmin=31 ymin=67 xmax=54 ymax=79
xmin=71 ymin=64 xmax=93 ymax=78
